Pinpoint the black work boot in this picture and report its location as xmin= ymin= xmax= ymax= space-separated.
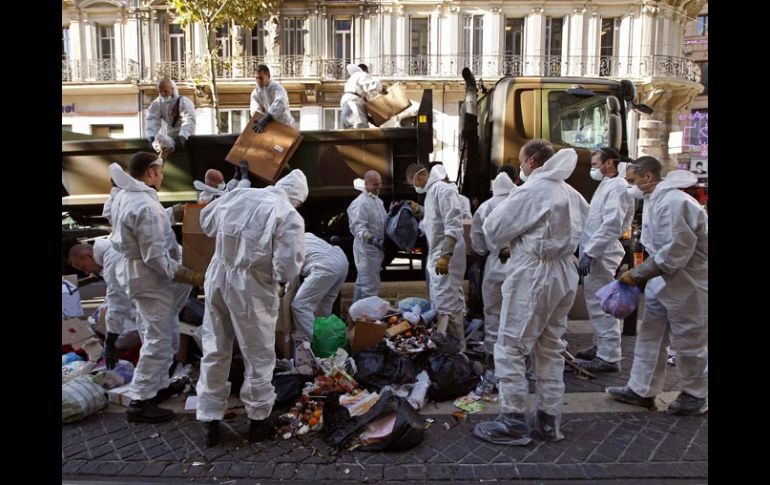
xmin=666 ymin=392 xmax=708 ymax=416
xmin=575 ymin=345 xmax=597 ymax=360
xmin=606 ymin=386 xmax=657 ymax=410
xmin=206 ymin=421 xmax=221 ymax=447
xmin=530 ymin=410 xmax=562 ymax=442
xmin=573 ymin=356 xmax=621 ymax=373
xmin=127 ymin=399 xmax=174 ymax=423
xmin=473 ymin=412 xmax=532 ymax=446
xmin=248 ymin=416 xmax=277 ymax=443
xmin=151 ymin=376 xmax=191 ymax=404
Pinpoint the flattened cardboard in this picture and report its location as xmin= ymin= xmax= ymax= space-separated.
xmin=62 ymin=318 xmax=96 ymax=348
xmin=366 ymin=82 xmax=412 ymax=126
xmin=462 ymin=219 xmax=473 ymax=255
xmin=226 ymin=112 xmax=303 ymax=184
xmin=276 ymin=280 xmax=299 ymax=359
xmin=347 ymin=320 xmax=387 ymax=355
xmin=182 ymin=203 xmax=215 ymax=274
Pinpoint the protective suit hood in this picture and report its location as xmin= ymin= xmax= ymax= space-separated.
xmin=353 ymin=178 xmax=366 ymax=192
xmin=426 ymin=164 xmax=448 ymax=189
xmin=492 ymin=172 xmax=515 ymax=196
xmin=276 ymin=169 xmax=309 ymax=206
xmin=657 ymin=169 xmax=698 ymax=191
xmin=346 ymin=64 xmax=362 ymax=76
xmin=158 ymin=79 xmax=180 ymax=99
xmin=108 ymin=162 xmax=156 ymax=194
xmin=528 ymin=149 xmax=577 ymax=182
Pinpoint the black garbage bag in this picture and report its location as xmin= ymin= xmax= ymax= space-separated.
xmin=426 ymin=334 xmax=482 ymax=401
xmin=272 ymin=374 xmax=314 ymax=408
xmin=179 ymin=296 xmax=205 ymax=326
xmin=354 ymin=343 xmax=417 ymax=392
xmin=466 ymin=253 xmax=486 ymax=319
xmin=323 ymin=390 xmax=425 ymax=451
xmin=386 ymin=201 xmax=420 ymax=251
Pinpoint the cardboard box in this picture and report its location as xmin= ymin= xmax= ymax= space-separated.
xmin=385 ymin=320 xmax=411 ymax=337
xmin=462 ymin=219 xmax=473 ymax=255
xmin=182 ymin=203 xmax=215 ymax=274
xmin=62 ymin=317 xmax=95 ymax=348
xmin=226 ymin=112 xmax=303 ymax=184
xmin=366 ymin=82 xmax=412 ymax=126
xmin=347 ymin=319 xmax=387 ymax=355
xmin=275 ymin=279 xmax=299 ymax=359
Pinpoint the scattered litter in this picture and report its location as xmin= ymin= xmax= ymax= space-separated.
xmin=278 ymin=397 xmax=325 ymax=438
xmin=443 ymin=422 xmax=451 ymax=430
xmin=359 ymin=413 xmax=397 ymax=445
xmin=451 ymin=411 xmax=467 ymax=421
xmin=149 ymin=433 xmax=159 ymax=439
xmin=344 ymin=468 xmax=350 ymax=474
xmin=339 ymin=390 xmax=380 ymax=417
xmin=424 ymin=418 xmax=434 ymax=429
xmin=453 ymin=392 xmax=485 ymax=414
xmin=355 ymin=458 xmax=365 ymax=470
xmin=191 ymin=462 xmax=205 ymax=466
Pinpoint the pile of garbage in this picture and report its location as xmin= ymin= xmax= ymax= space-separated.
xmin=62 ymin=277 xmax=197 ymax=424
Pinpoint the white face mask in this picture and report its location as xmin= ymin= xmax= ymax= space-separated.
xmin=414 ymin=184 xmax=427 ymax=194
xmin=626 ymin=185 xmax=644 ymax=200
xmin=519 ymin=170 xmax=528 ymax=182
xmin=590 ymin=168 xmax=604 ymax=181
xmin=160 ymin=95 xmax=172 ymax=103
xmin=216 ymin=182 xmax=226 ymax=190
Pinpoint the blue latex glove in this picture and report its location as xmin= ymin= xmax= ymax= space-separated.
xmin=252 ymin=113 xmax=274 ymax=133
xmin=578 ymin=254 xmax=593 ymax=277
xmin=239 ymin=161 xmax=249 ymax=179
xmin=368 ymin=236 xmax=384 ymax=251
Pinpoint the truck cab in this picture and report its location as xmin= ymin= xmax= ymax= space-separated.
xmin=460 ymin=74 xmax=642 ymax=205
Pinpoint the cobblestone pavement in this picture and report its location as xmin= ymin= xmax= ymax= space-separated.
xmin=63 ymin=316 xmax=704 ymax=482
xmin=62 ymin=409 xmax=707 ymax=482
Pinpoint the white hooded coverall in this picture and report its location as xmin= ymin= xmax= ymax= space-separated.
xmin=628 ymin=170 xmax=708 ymax=400
xmin=470 ymin=172 xmax=516 ymax=353
xmin=145 ymin=79 xmax=196 ymax=150
xmin=422 ymin=165 xmax=467 ymax=347
xmin=93 ymin=238 xmax=138 ymax=335
xmin=107 ymin=163 xmax=191 ymax=401
xmin=250 ymin=79 xmax=297 ymax=128
xmin=291 ymin=233 xmax=349 ymax=339
xmin=196 ymin=170 xmax=307 ymax=422
xmin=340 ymin=64 xmax=382 ymax=129
xmin=194 ymin=177 xmax=251 ymax=204
xmin=347 ymin=179 xmax=387 ymax=302
xmin=580 ymin=173 xmax=633 ymax=363
xmin=483 ymin=149 xmax=589 ymax=439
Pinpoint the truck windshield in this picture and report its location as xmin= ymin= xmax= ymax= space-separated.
xmin=548 ymin=91 xmax=611 ymax=149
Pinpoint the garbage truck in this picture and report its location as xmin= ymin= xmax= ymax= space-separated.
xmin=62 ymin=73 xmax=650 ymax=279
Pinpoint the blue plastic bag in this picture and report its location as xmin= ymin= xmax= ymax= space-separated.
xmin=397 ymin=297 xmax=431 ymax=314
xmin=62 ymin=352 xmax=84 ymax=367
xmin=595 ymin=281 xmax=641 ymax=319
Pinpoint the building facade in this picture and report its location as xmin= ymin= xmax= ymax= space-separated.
xmin=678 ymin=2 xmax=707 ymax=180
xmin=62 ymin=0 xmax=706 ymax=177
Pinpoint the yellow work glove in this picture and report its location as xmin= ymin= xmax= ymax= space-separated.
xmin=435 ymin=253 xmax=451 ymax=275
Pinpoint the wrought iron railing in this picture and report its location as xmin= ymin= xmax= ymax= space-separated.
xmin=63 ymin=54 xmax=699 ymax=84
xmin=62 ymin=59 xmax=140 ymax=82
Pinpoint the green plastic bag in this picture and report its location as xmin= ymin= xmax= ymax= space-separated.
xmin=312 ymin=315 xmax=349 ymax=358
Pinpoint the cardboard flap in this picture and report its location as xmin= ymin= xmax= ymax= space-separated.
xmin=226 ymin=113 xmax=303 ymax=184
